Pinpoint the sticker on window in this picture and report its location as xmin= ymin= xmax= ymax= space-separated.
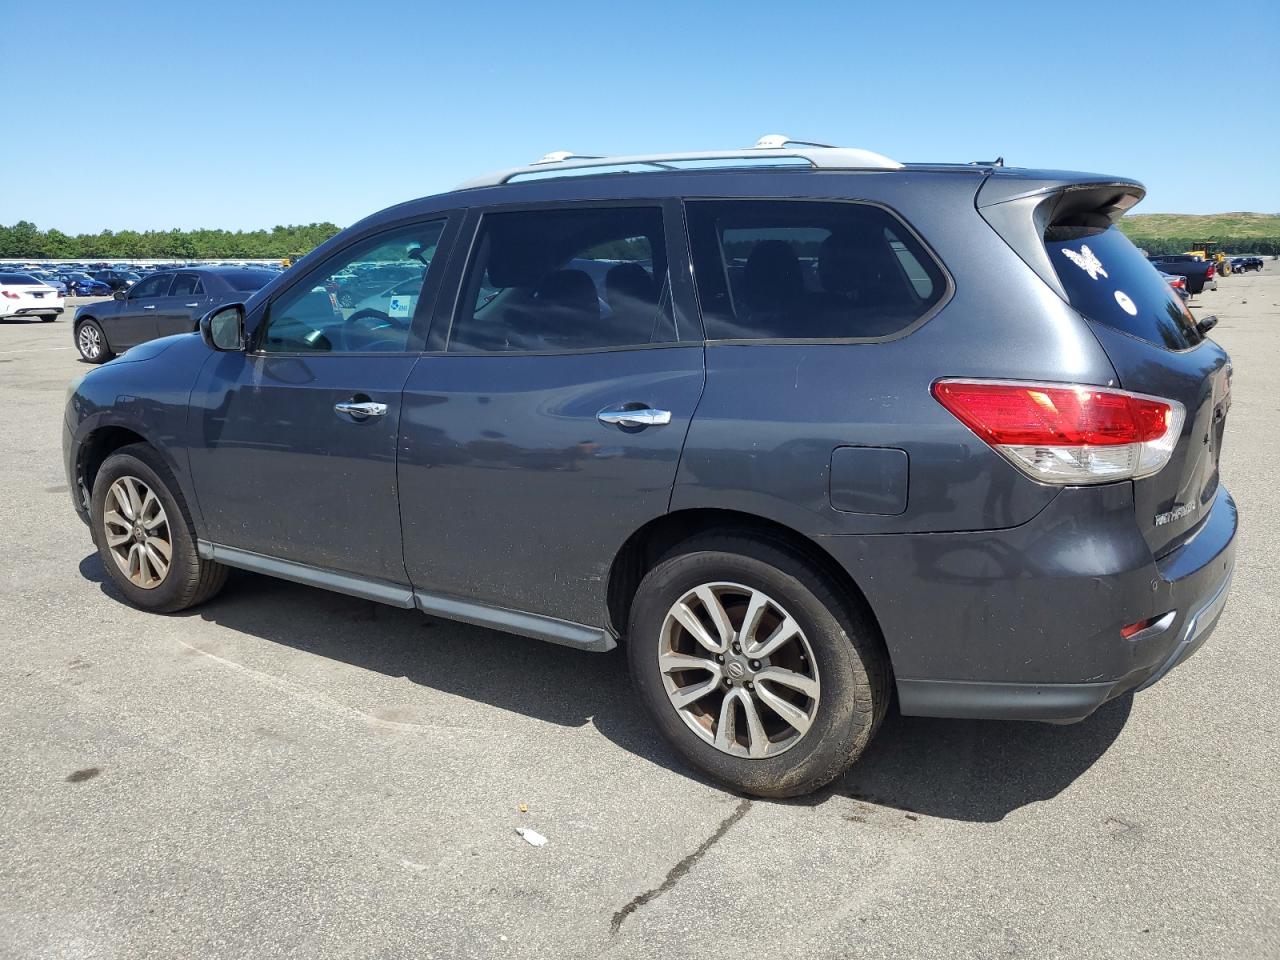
xmin=388 ymin=295 xmax=414 ymax=318
xmin=1114 ymin=290 xmax=1137 ymax=315
xmin=1061 ymin=245 xmax=1108 ymax=281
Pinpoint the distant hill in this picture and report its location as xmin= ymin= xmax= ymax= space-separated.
xmin=1118 ymin=212 xmax=1280 ymax=255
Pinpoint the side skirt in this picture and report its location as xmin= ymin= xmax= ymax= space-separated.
xmin=197 ymin=541 xmax=616 ymax=653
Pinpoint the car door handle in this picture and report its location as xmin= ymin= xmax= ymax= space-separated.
xmin=597 ymin=405 xmax=672 ymax=428
xmin=184 ymin=302 xmax=200 ymax=308
xmin=334 ymin=400 xmax=388 ymax=419
xmin=142 ymin=304 xmax=156 ymax=310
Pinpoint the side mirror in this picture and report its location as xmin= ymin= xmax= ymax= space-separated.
xmin=200 ymin=303 xmax=246 ymax=352
xmin=113 ymin=290 xmax=126 ymax=301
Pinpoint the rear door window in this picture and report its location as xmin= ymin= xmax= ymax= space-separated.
xmin=448 ymin=206 xmax=675 ymax=353
xmin=685 ymin=200 xmax=947 ymax=340
xmin=170 ymin=273 xmax=203 ymax=297
xmin=1046 ymin=226 xmax=1203 ymax=350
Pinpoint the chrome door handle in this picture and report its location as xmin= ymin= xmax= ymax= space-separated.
xmin=597 ymin=406 xmax=672 ymax=428
xmin=334 ymin=401 xmax=388 ymax=419
xmin=142 ymin=304 xmax=156 ymax=310
xmin=184 ymin=302 xmax=200 ymax=308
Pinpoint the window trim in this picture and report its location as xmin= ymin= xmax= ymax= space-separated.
xmin=433 ymin=198 xmax=701 ymax=357
xmin=250 ymin=213 xmax=458 ymax=358
xmin=682 ymin=196 xmax=955 ymax=346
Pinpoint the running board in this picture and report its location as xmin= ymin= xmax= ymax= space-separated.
xmin=197 ymin=541 xmax=615 ymax=653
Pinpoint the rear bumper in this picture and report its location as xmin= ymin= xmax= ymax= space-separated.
xmin=820 ymin=483 xmax=1237 ymax=723
xmin=3 ymin=306 xmax=63 ymax=318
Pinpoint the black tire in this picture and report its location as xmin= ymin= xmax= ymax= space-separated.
xmin=90 ymin=443 xmax=228 ymax=613
xmin=75 ymin=318 xmax=114 ymax=363
xmin=627 ymin=534 xmax=889 ymax=798
xmin=41 ymin=315 xmax=57 ymax=323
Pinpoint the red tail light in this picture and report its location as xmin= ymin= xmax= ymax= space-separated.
xmin=1 ymin=291 xmax=19 ymax=299
xmin=1206 ymin=264 xmax=1215 ymax=278
xmin=933 ymin=380 xmax=1185 ymax=484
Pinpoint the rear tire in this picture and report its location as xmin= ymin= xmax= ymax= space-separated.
xmin=627 ymin=534 xmax=889 ymax=798
xmin=41 ymin=315 xmax=57 ymax=323
xmin=90 ymin=444 xmax=227 ymax=613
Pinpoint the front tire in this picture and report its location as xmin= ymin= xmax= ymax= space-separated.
xmin=627 ymin=535 xmax=889 ymax=798
xmin=90 ymin=444 xmax=227 ymax=613
xmin=75 ymin=319 xmax=113 ymax=363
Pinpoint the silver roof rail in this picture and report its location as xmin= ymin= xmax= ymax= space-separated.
xmin=457 ymin=134 xmax=903 ymax=189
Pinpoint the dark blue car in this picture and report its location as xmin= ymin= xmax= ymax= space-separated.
xmin=63 ymin=139 xmax=1237 ymax=796
xmin=71 ymin=266 xmax=277 ymax=362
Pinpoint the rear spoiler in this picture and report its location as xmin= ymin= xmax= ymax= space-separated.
xmin=977 ymin=176 xmax=1146 ymax=301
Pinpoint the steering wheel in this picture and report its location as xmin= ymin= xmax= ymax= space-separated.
xmin=340 ymin=308 xmax=411 ymax=352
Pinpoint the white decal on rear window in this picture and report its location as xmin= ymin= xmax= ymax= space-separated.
xmin=1114 ymin=290 xmax=1137 ymax=315
xmin=1062 ymin=245 xmax=1108 ymax=280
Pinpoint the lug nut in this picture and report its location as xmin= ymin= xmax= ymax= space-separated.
xmin=716 ymin=654 xmax=724 ymax=663
xmin=750 ymin=660 xmax=761 ymax=670
xmin=746 ymin=681 xmax=754 ymax=690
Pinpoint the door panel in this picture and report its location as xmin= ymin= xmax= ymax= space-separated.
xmin=155 ymin=273 xmax=209 ymax=337
xmin=398 ymin=347 xmax=705 ymax=624
xmin=188 ymin=352 xmax=417 ymax=581
xmin=114 ymin=273 xmax=172 ymax=346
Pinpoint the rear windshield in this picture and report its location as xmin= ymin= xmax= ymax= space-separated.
xmin=1046 ymin=226 xmax=1203 ymax=350
xmin=223 ymin=270 xmax=275 ymax=291
xmin=0 ymin=272 xmax=39 ymax=285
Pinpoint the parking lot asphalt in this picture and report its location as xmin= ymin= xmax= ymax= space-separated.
xmin=2 ymin=279 xmax=1278 ymax=960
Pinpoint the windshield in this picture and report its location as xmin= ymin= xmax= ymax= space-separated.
xmin=1046 ymin=225 xmax=1203 ymax=351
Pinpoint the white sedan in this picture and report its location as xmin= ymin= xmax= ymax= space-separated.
xmin=0 ymin=271 xmax=64 ymax=321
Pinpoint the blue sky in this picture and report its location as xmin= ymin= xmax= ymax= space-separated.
xmin=8 ymin=0 xmax=1278 ymax=233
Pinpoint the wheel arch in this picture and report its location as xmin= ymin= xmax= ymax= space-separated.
xmin=77 ymin=425 xmax=150 ymax=500
xmin=606 ymin=508 xmax=888 ymax=661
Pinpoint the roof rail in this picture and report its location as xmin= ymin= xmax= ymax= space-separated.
xmin=457 ymin=134 xmax=903 ymax=189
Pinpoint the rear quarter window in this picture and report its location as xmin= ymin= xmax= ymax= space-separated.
xmin=1047 ymin=226 xmax=1203 ymax=350
xmin=685 ymin=200 xmax=947 ymax=341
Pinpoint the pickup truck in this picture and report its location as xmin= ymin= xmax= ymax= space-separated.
xmin=1147 ymin=254 xmax=1216 ymax=294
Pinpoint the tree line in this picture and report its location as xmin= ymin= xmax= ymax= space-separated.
xmin=1116 ymin=227 xmax=1280 ymax=256
xmin=0 ymin=221 xmax=342 ymax=261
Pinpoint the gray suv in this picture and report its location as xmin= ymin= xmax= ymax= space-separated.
xmin=63 ymin=138 xmax=1237 ymax=797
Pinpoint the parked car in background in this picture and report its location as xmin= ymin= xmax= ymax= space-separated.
xmin=1230 ymin=256 xmax=1263 ymax=273
xmin=71 ymin=266 xmax=277 ymax=362
xmin=1157 ymin=270 xmax=1190 ymax=302
xmin=89 ymin=270 xmax=142 ymax=293
xmin=59 ymin=273 xmax=113 ymax=297
xmin=62 ymin=140 xmax=1238 ymax=797
xmin=31 ymin=273 xmax=69 ymax=296
xmin=1148 ymin=254 xmax=1216 ymax=294
xmin=0 ymin=272 xmax=64 ymax=321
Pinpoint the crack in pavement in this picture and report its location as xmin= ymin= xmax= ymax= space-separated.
xmin=610 ymin=798 xmax=752 ymax=934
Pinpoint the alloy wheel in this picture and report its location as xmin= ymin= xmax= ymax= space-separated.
xmin=102 ymin=476 xmax=172 ymax=589
xmin=658 ymin=581 xmax=820 ymax=759
xmin=77 ymin=324 xmax=101 ymax=359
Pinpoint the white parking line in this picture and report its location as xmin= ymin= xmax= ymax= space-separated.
xmin=0 ymin=345 xmax=74 ymax=355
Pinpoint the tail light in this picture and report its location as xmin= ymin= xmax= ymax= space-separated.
xmin=1206 ymin=264 xmax=1215 ymax=278
xmin=1 ymin=291 xmax=19 ymax=299
xmin=933 ymin=380 xmax=1185 ymax=484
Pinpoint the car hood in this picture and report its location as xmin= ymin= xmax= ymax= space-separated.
xmin=103 ymin=333 xmax=191 ymax=365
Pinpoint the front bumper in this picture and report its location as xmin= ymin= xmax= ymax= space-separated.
xmin=820 ymin=482 xmax=1237 ymax=723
